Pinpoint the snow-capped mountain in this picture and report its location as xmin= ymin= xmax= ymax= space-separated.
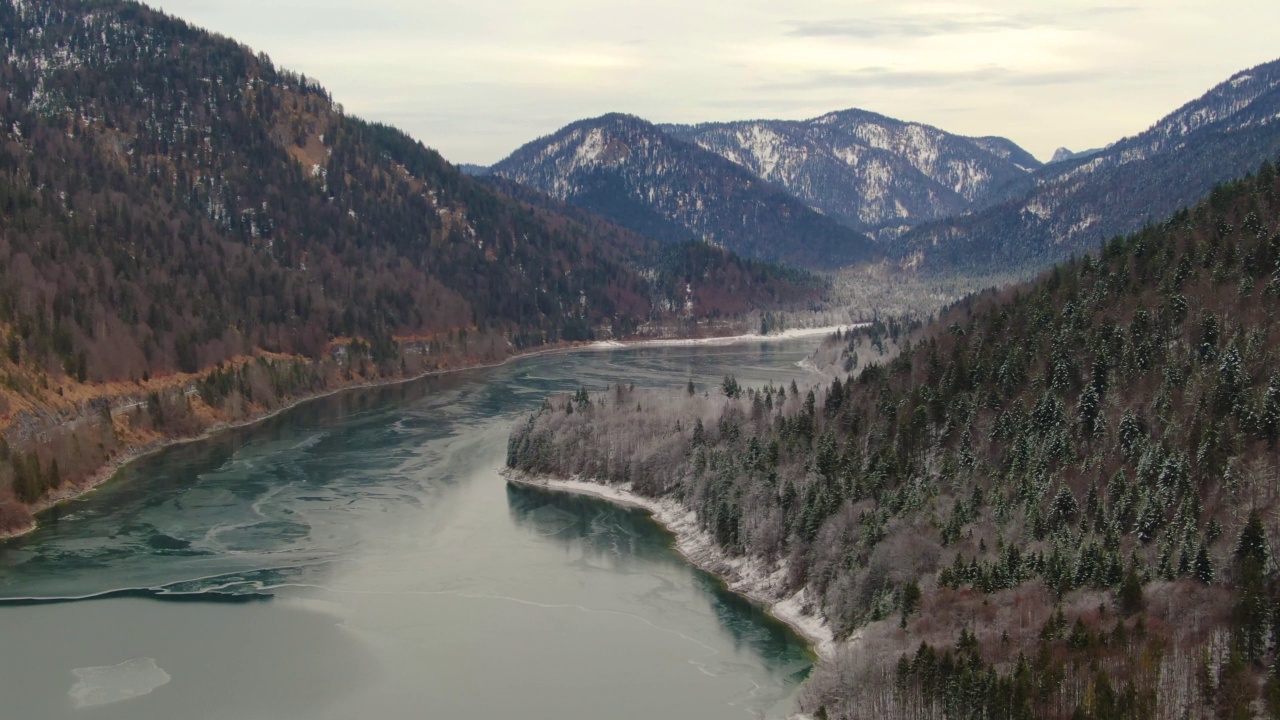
xmin=662 ymin=110 xmax=1041 ymax=238
xmin=897 ymin=57 xmax=1280 ymax=273
xmin=489 ymin=113 xmax=879 ymax=269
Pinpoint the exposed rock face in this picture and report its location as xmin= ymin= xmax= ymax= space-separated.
xmin=664 ymin=110 xmax=1040 ymax=238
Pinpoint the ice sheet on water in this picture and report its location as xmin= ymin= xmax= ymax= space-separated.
xmin=68 ymin=657 xmax=171 ymax=708
xmin=522 ymin=504 xmax=579 ymax=536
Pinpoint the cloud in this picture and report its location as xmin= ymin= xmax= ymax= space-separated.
xmin=755 ymin=66 xmax=1105 ymax=92
xmin=786 ymin=6 xmax=1137 ymax=40
xmin=787 ymin=16 xmax=1027 ymax=39
xmin=147 ymin=0 xmax=1280 ymax=164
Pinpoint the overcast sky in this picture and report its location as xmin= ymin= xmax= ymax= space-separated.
xmin=151 ymin=0 xmax=1280 ymax=166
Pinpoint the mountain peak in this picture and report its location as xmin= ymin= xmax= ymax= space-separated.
xmin=1050 ymin=147 xmax=1077 ymax=163
xmin=491 ymin=116 xmax=879 ymax=269
xmin=662 ymin=111 xmax=1040 ymax=235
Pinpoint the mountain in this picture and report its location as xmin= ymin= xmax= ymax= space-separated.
xmin=477 ymin=174 xmax=829 ymax=317
xmin=896 ymin=58 xmax=1280 ymax=274
xmin=662 ymin=110 xmax=1040 ymax=238
xmin=489 ymin=113 xmax=880 ymax=269
xmin=1049 ymin=146 xmax=1103 ymax=164
xmin=0 ymin=0 xmax=829 ymax=531
xmin=0 ymin=0 xmax=821 ymax=384
xmin=509 ymin=162 xmax=1280 ymax=718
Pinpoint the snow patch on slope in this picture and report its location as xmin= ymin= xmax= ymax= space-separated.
xmin=574 ymin=127 xmax=606 ymax=165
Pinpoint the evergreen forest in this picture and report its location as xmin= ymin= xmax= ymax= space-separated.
xmin=509 ymin=162 xmax=1280 ymax=719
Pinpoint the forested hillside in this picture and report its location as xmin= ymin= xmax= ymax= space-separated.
xmin=0 ymin=0 xmax=820 ymax=384
xmin=509 ymin=162 xmax=1280 ymax=718
xmin=0 ymin=0 xmax=823 ymax=533
xmin=478 ymin=174 xmax=828 ymax=318
xmin=896 ymin=58 xmax=1280 ymax=276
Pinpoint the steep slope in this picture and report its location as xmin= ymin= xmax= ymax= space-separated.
xmin=0 ymin=0 xmax=827 ymax=532
xmin=0 ymin=0 xmax=821 ymax=383
xmin=477 ymin=174 xmax=829 ymax=318
xmin=489 ymin=114 xmax=880 ymax=269
xmin=898 ymin=57 xmax=1280 ymax=274
xmin=663 ymin=110 xmax=1040 ymax=238
xmin=510 ymin=162 xmax=1280 ymax=718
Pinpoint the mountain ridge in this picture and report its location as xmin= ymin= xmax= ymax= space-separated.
xmin=489 ymin=112 xmax=881 ymax=269
xmin=662 ymin=109 xmax=1040 ymax=237
xmin=895 ymin=57 xmax=1280 ymax=274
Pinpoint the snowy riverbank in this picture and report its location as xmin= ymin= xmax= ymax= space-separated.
xmin=587 ymin=324 xmax=861 ymax=351
xmin=503 ymin=470 xmax=838 ymax=660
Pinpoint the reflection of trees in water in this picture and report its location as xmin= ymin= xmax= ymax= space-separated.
xmin=504 ymin=482 xmax=814 ymax=678
xmin=504 ymin=482 xmax=675 ymax=573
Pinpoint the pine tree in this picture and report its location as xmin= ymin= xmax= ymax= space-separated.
xmin=900 ymin=580 xmax=922 ymax=627
xmin=1262 ymin=373 xmax=1280 ymax=447
xmin=1078 ymin=381 xmax=1102 ymax=436
xmin=1264 ymin=662 xmax=1280 ymax=720
xmin=1118 ymin=561 xmax=1144 ymax=616
xmin=1232 ymin=512 xmax=1272 ymax=661
xmin=1235 ymin=511 xmax=1270 ymax=572
xmin=1194 ymin=544 xmax=1215 ymax=584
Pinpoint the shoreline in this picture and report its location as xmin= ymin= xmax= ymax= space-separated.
xmin=504 ymin=470 xmax=839 ymax=661
xmin=1 ymin=325 xmax=852 ymax=541
xmin=581 ymin=324 xmax=861 ymax=351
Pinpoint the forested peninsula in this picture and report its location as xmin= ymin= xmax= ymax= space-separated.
xmin=508 ymin=164 xmax=1280 ymax=719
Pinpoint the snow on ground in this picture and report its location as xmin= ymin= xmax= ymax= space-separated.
xmin=505 ymin=471 xmax=838 ymax=660
xmin=793 ymin=357 xmax=823 ymax=374
xmin=585 ymin=325 xmax=861 ymax=352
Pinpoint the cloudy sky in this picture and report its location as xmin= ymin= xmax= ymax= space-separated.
xmin=151 ymin=0 xmax=1280 ymax=165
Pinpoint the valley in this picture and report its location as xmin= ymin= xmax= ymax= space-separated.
xmin=2 ymin=1 xmax=1280 ymax=718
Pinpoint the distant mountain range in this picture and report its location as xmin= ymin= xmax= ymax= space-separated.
xmin=661 ymin=110 xmax=1040 ymax=238
xmin=488 ymin=114 xmax=880 ymax=269
xmin=478 ymin=110 xmax=1043 ymax=268
xmin=478 ymin=57 xmax=1280 ymax=275
xmin=896 ymin=58 xmax=1280 ymax=273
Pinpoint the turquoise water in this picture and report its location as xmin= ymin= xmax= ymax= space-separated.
xmin=0 ymin=341 xmax=823 ymax=719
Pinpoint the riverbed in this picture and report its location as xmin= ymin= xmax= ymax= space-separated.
xmin=0 ymin=339 xmax=828 ymax=719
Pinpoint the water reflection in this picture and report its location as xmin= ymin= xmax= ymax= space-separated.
xmin=506 ymin=482 xmax=814 ymax=682
xmin=1 ymin=339 xmax=829 ymax=719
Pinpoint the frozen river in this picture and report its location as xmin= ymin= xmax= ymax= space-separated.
xmin=0 ymin=339 xmax=827 ymax=719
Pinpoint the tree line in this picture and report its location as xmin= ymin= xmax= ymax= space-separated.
xmin=0 ymin=0 xmax=822 ymax=389
xmin=508 ymin=160 xmax=1280 ymax=718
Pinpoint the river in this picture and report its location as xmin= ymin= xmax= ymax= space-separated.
xmin=0 ymin=339 xmax=827 ymax=719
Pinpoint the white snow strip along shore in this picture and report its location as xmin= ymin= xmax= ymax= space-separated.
xmin=586 ymin=324 xmax=864 ymax=351
xmin=503 ymin=470 xmax=837 ymax=660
